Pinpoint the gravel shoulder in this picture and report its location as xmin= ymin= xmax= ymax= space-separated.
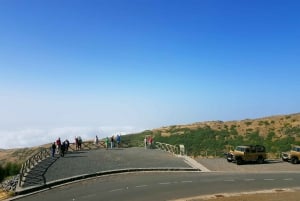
xmin=196 ymin=158 xmax=300 ymax=172
xmin=180 ymin=189 xmax=300 ymax=201
xmin=192 ymin=157 xmax=300 ymax=201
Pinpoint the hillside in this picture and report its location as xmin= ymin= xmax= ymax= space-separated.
xmin=123 ymin=113 xmax=300 ymax=157
xmin=0 ymin=144 xmax=51 ymax=166
xmin=1 ymin=113 xmax=300 ymax=165
xmin=154 ymin=113 xmax=300 ymax=139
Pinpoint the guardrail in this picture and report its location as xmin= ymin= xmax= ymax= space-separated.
xmin=18 ymin=140 xmax=109 ymax=187
xmin=155 ymin=142 xmax=184 ymax=155
xmin=68 ymin=141 xmax=106 ymax=151
xmin=18 ymin=147 xmax=51 ymax=187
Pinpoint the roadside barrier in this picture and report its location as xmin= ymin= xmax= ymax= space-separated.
xmin=18 ymin=148 xmax=51 ymax=187
xmin=18 ymin=141 xmax=107 ymax=188
xmin=155 ymin=142 xmax=183 ymax=155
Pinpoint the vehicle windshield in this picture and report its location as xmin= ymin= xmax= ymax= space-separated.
xmin=292 ymin=147 xmax=300 ymax=152
xmin=235 ymin=146 xmax=245 ymax=152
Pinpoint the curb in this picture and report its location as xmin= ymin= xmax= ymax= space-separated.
xmin=14 ymin=168 xmax=200 ymax=196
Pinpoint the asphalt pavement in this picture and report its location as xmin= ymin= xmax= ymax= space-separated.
xmin=13 ymin=172 xmax=300 ymax=201
xmin=10 ymin=148 xmax=300 ymax=201
xmin=21 ymin=147 xmax=193 ymax=189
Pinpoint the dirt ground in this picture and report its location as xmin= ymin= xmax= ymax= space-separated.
xmin=174 ymin=189 xmax=300 ymax=201
xmin=0 ymin=191 xmax=10 ymax=201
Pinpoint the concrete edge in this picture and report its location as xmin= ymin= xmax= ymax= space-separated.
xmin=13 ymin=168 xmax=200 ymax=197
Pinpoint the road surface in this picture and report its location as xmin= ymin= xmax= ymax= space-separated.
xmin=14 ymin=171 xmax=300 ymax=201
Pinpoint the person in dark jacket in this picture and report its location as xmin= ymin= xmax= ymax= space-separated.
xmin=51 ymin=142 xmax=56 ymax=157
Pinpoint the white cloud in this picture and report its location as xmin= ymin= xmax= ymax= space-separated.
xmin=0 ymin=126 xmax=144 ymax=149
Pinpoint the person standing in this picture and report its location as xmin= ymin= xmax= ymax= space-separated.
xmin=75 ymin=137 xmax=79 ymax=150
xmin=65 ymin=139 xmax=70 ymax=152
xmin=110 ymin=135 xmax=114 ymax=149
xmin=61 ymin=141 xmax=66 ymax=157
xmin=78 ymin=136 xmax=82 ymax=150
xmin=95 ymin=135 xmax=99 ymax=145
xmin=56 ymin=137 xmax=61 ymax=154
xmin=144 ymin=136 xmax=147 ymax=149
xmin=51 ymin=142 xmax=56 ymax=157
xmin=149 ymin=136 xmax=153 ymax=149
xmin=116 ymin=134 xmax=121 ymax=148
xmin=105 ymin=137 xmax=109 ymax=150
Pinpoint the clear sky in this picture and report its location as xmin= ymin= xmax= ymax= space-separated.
xmin=0 ymin=0 xmax=299 ymax=149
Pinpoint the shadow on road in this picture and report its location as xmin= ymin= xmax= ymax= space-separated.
xmin=22 ymin=156 xmax=58 ymax=187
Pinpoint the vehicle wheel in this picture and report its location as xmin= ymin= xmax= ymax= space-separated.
xmin=257 ymin=156 xmax=264 ymax=164
xmin=291 ymin=157 xmax=299 ymax=164
xmin=236 ymin=158 xmax=243 ymax=165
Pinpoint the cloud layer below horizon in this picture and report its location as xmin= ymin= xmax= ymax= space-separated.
xmin=0 ymin=126 xmax=143 ymax=149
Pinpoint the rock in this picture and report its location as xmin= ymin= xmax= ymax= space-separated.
xmin=0 ymin=175 xmax=19 ymax=192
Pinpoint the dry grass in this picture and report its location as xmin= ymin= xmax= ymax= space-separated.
xmin=0 ymin=190 xmax=11 ymax=200
xmin=154 ymin=113 xmax=300 ymax=139
xmin=0 ymin=143 xmax=51 ymax=165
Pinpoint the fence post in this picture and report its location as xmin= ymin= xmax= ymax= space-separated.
xmin=18 ymin=147 xmax=51 ymax=188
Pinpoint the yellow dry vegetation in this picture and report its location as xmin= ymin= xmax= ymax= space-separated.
xmin=153 ymin=113 xmax=300 ymax=139
xmin=0 ymin=190 xmax=10 ymax=201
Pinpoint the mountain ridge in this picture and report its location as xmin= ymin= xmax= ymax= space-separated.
xmin=153 ymin=112 xmax=300 ymax=140
xmin=1 ymin=112 xmax=300 ymax=164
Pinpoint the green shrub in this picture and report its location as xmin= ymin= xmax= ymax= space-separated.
xmin=0 ymin=162 xmax=21 ymax=182
xmin=245 ymin=121 xmax=252 ymax=126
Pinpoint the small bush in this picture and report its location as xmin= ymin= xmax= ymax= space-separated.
xmin=0 ymin=163 xmax=21 ymax=182
xmin=245 ymin=121 xmax=252 ymax=126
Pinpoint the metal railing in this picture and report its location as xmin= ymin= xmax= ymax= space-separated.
xmin=18 ymin=140 xmax=109 ymax=187
xmin=155 ymin=142 xmax=183 ymax=155
xmin=18 ymin=147 xmax=51 ymax=187
xmin=68 ymin=141 xmax=107 ymax=151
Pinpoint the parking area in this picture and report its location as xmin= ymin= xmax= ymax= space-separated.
xmin=196 ymin=158 xmax=300 ymax=172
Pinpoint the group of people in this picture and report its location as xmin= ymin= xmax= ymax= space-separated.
xmin=51 ymin=134 xmax=123 ymax=157
xmin=75 ymin=136 xmax=82 ymax=150
xmin=104 ymin=134 xmax=121 ymax=149
xmin=144 ymin=135 xmax=154 ymax=149
xmin=51 ymin=137 xmax=70 ymax=157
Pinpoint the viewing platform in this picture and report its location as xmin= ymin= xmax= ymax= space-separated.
xmin=17 ymin=146 xmax=202 ymax=195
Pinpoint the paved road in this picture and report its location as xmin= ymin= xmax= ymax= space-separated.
xmin=22 ymin=148 xmax=192 ymax=187
xmin=14 ymin=172 xmax=300 ymax=201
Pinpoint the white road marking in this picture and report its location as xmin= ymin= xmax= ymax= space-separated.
xmin=182 ymin=156 xmax=211 ymax=172
xmin=181 ymin=181 xmax=193 ymax=183
xmin=136 ymin=185 xmax=148 ymax=188
xmin=79 ymin=194 xmax=96 ymax=199
xmin=159 ymin=182 xmax=171 ymax=185
xmin=283 ymin=178 xmax=293 ymax=181
xmin=109 ymin=188 xmax=124 ymax=192
xmin=245 ymin=179 xmax=255 ymax=181
xmin=264 ymin=179 xmax=275 ymax=181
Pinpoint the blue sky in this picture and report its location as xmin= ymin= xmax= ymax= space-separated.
xmin=0 ymin=0 xmax=300 ymax=148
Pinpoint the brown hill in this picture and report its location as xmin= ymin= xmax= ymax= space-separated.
xmin=153 ymin=113 xmax=300 ymax=141
xmin=1 ymin=113 xmax=300 ymax=165
xmin=0 ymin=144 xmax=51 ymax=166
